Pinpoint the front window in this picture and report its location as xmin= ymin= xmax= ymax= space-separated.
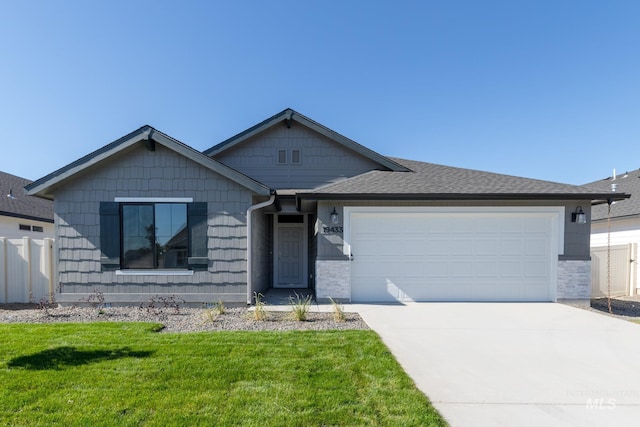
xmin=121 ymin=203 xmax=187 ymax=269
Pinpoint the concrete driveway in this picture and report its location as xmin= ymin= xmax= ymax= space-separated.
xmin=354 ymin=303 xmax=640 ymax=427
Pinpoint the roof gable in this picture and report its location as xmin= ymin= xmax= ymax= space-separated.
xmin=203 ymin=108 xmax=410 ymax=173
xmin=25 ymin=126 xmax=272 ymax=199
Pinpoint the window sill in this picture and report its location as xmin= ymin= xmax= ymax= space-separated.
xmin=115 ymin=270 xmax=194 ymax=276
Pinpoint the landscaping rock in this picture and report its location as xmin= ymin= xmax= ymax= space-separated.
xmin=0 ymin=304 xmax=369 ymax=333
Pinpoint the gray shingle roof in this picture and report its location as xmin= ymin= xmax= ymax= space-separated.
xmin=0 ymin=171 xmax=53 ymax=222
xmin=299 ymin=158 xmax=623 ymax=200
xmin=584 ymin=169 xmax=640 ymax=221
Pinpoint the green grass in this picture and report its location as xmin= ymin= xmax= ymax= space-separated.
xmin=0 ymin=323 xmax=447 ymax=426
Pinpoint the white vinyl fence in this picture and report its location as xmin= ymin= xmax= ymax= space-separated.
xmin=0 ymin=237 xmax=55 ymax=304
xmin=591 ymin=244 xmax=635 ymax=298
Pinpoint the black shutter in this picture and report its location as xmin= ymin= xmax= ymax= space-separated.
xmin=99 ymin=202 xmax=120 ymax=271
xmin=188 ymin=202 xmax=208 ymax=271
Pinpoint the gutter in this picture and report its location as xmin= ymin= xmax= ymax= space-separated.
xmin=296 ymin=192 xmax=631 ymax=202
xmin=246 ymin=194 xmax=277 ymax=304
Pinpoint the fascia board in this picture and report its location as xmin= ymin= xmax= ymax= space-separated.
xmin=25 ymin=129 xmax=149 ymax=198
xmin=151 ymin=132 xmax=271 ymax=195
xmin=203 ymin=109 xmax=411 ymax=173
xmin=292 ymin=114 xmax=411 ymax=172
xmin=27 ymin=127 xmax=272 ymax=198
xmin=296 ymin=192 xmax=630 ymax=201
xmin=203 ymin=110 xmax=291 ymax=156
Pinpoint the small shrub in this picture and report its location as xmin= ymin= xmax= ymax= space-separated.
xmin=202 ymin=310 xmax=218 ymax=323
xmin=252 ymin=292 xmax=267 ymax=321
xmin=288 ymin=292 xmax=312 ymax=321
xmin=213 ymin=299 xmax=226 ymax=315
xmin=329 ymin=297 xmax=346 ymax=322
xmin=36 ymin=298 xmax=55 ymax=316
xmin=79 ymin=288 xmax=105 ymax=312
xmin=202 ymin=300 xmax=226 ymax=323
xmin=139 ymin=295 xmax=185 ymax=316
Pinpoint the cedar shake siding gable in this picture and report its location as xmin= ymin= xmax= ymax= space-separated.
xmin=25 ymin=125 xmax=271 ymax=200
xmin=211 ymin=121 xmax=391 ymax=190
xmin=51 ymin=142 xmax=258 ymax=303
xmin=205 ymin=108 xmax=410 ymax=190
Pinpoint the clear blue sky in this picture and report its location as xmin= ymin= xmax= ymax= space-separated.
xmin=1 ymin=1 xmax=638 ymax=185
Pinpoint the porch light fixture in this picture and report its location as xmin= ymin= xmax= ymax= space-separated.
xmin=571 ymin=206 xmax=586 ymax=224
xmin=330 ymin=207 xmax=339 ymax=224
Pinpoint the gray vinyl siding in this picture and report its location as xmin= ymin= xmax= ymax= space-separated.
xmin=212 ymin=122 xmax=384 ymax=190
xmin=315 ymin=200 xmax=592 ymax=261
xmin=251 ymin=210 xmax=273 ymax=295
xmin=308 ymin=214 xmax=317 ymax=289
xmin=53 ymin=144 xmax=254 ymax=303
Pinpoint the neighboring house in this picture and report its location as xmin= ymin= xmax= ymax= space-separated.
xmin=585 ymin=170 xmax=640 ymax=297
xmin=0 ymin=171 xmax=54 ymax=239
xmin=24 ymin=109 xmax=625 ymax=305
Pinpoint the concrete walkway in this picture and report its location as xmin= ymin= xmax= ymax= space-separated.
xmin=354 ymin=302 xmax=640 ymax=427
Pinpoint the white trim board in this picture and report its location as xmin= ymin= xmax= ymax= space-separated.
xmin=114 ymin=197 xmax=194 ymax=203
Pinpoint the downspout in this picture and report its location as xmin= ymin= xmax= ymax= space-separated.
xmin=246 ymin=194 xmax=277 ymax=304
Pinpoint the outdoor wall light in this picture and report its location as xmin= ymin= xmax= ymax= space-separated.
xmin=571 ymin=206 xmax=586 ymax=224
xmin=330 ymin=207 xmax=339 ymax=224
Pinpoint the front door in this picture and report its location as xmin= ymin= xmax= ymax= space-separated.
xmin=274 ymin=215 xmax=307 ymax=288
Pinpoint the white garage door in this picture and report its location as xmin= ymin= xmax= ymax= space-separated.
xmin=349 ymin=208 xmax=559 ymax=302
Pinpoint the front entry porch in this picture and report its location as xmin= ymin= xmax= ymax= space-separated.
xmin=273 ymin=214 xmax=308 ymax=288
xmin=248 ymin=196 xmax=316 ymax=305
xmin=261 ymin=288 xmax=316 ymax=306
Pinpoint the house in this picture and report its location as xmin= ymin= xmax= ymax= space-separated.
xmin=24 ymin=109 xmax=626 ymax=305
xmin=585 ymin=170 xmax=639 ymax=297
xmin=0 ymin=171 xmax=54 ymax=239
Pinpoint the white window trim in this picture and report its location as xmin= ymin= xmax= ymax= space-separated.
xmin=116 ymin=270 xmax=194 ymax=276
xmin=114 ymin=197 xmax=193 ymax=203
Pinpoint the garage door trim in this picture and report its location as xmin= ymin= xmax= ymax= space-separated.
xmin=343 ymin=206 xmax=564 ymax=302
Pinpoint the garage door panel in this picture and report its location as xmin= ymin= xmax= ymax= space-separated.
xmin=354 ymin=238 xmax=403 ymax=256
xmin=524 ymin=217 xmax=550 ymax=233
xmin=426 ymin=239 xmax=451 ymax=255
xmin=500 ymin=239 xmax=523 ymax=255
xmin=474 ymin=261 xmax=498 ymax=277
xmin=425 ymin=261 xmax=450 ymax=278
xmin=450 ymin=261 xmax=475 ymax=277
xmin=499 ymin=218 xmax=523 ymax=233
xmin=353 ymin=259 xmax=401 ymax=278
xmin=403 ymin=239 xmax=427 ymax=256
xmin=524 ymin=261 xmax=548 ymax=278
xmin=350 ymin=210 xmax=556 ymax=302
xmin=499 ymin=261 xmax=523 ymax=277
xmin=450 ymin=239 xmax=475 ymax=256
xmin=476 ymin=217 xmax=504 ymax=233
xmin=404 ymin=260 xmax=426 ymax=277
xmin=525 ymin=238 xmax=549 ymax=256
xmin=475 ymin=239 xmax=499 ymax=255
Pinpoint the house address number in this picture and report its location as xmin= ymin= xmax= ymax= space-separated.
xmin=322 ymin=226 xmax=343 ymax=234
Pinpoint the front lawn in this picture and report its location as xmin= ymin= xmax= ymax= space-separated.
xmin=0 ymin=323 xmax=447 ymax=426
